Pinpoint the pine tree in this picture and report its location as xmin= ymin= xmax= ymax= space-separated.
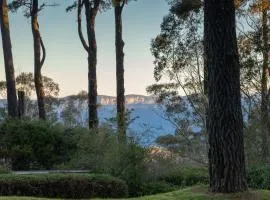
xmin=205 ymin=0 xmax=247 ymax=192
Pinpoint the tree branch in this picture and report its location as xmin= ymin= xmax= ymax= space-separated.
xmin=77 ymin=0 xmax=89 ymax=52
xmin=120 ymin=0 xmax=126 ymax=12
xmin=40 ymin=35 xmax=46 ymax=68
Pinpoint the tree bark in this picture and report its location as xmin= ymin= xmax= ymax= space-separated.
xmin=31 ymin=0 xmax=46 ymax=120
xmin=85 ymin=0 xmax=98 ymax=129
xmin=115 ymin=3 xmax=126 ymax=141
xmin=0 ymin=0 xmax=18 ymax=118
xmin=18 ymin=90 xmax=25 ymax=118
xmin=261 ymin=7 xmax=269 ymax=163
xmin=205 ymin=0 xmax=247 ymax=193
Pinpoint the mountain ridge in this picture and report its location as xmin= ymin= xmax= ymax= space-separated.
xmin=61 ymin=94 xmax=155 ymax=105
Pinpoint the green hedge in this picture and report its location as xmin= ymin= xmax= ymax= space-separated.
xmin=0 ymin=174 xmax=128 ymax=199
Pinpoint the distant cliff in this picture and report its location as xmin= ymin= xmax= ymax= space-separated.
xmin=97 ymin=94 xmax=154 ymax=105
xmin=61 ymin=94 xmax=155 ymax=105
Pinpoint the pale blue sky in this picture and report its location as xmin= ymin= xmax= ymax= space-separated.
xmin=0 ymin=0 xmax=170 ymax=97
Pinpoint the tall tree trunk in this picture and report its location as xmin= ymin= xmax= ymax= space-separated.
xmin=115 ymin=4 xmax=126 ymax=141
xmin=205 ymin=0 xmax=247 ymax=193
xmin=0 ymin=0 xmax=18 ymax=118
xmin=85 ymin=0 xmax=98 ymax=129
xmin=18 ymin=90 xmax=25 ymax=118
xmin=262 ymin=7 xmax=269 ymax=163
xmin=31 ymin=0 xmax=46 ymax=120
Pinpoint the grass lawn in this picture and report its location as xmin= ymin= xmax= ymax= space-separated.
xmin=0 ymin=186 xmax=269 ymax=200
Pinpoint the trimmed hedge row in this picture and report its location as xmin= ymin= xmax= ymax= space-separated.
xmin=0 ymin=173 xmax=128 ymax=199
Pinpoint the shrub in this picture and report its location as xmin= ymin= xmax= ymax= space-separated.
xmin=69 ymin=126 xmax=149 ymax=197
xmin=0 ymin=173 xmax=128 ymax=198
xmin=247 ymin=166 xmax=270 ymax=190
xmin=0 ymin=119 xmax=77 ymax=170
xmin=69 ymin=126 xmax=118 ymax=171
xmin=140 ymin=181 xmax=176 ymax=196
xmin=109 ymin=143 xmax=148 ymax=197
xmin=158 ymin=167 xmax=208 ymax=187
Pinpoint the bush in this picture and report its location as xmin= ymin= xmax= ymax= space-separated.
xmin=140 ymin=181 xmax=176 ymax=196
xmin=155 ymin=165 xmax=270 ymax=190
xmin=69 ymin=126 xmax=118 ymax=171
xmin=109 ymin=143 xmax=148 ymax=197
xmin=0 ymin=173 xmax=128 ymax=198
xmin=158 ymin=167 xmax=208 ymax=187
xmin=0 ymin=119 xmax=77 ymax=170
xmin=69 ymin=126 xmax=149 ymax=197
xmin=247 ymin=166 xmax=270 ymax=189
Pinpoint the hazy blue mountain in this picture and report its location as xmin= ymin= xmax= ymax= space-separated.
xmin=0 ymin=93 xmax=255 ymax=146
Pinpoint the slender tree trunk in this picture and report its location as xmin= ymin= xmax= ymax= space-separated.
xmin=0 ymin=0 xmax=18 ymax=118
xmin=31 ymin=0 xmax=46 ymax=120
xmin=18 ymin=90 xmax=25 ymax=118
xmin=115 ymin=4 xmax=126 ymax=141
xmin=262 ymin=8 xmax=269 ymax=163
xmin=85 ymin=0 xmax=98 ymax=129
xmin=205 ymin=0 xmax=247 ymax=193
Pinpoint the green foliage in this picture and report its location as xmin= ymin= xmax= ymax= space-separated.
xmin=109 ymin=143 xmax=148 ymax=197
xmin=0 ymin=166 xmax=10 ymax=174
xmin=69 ymin=127 xmax=148 ymax=197
xmin=158 ymin=167 xmax=208 ymax=187
xmin=247 ymin=166 xmax=270 ymax=190
xmin=68 ymin=126 xmax=117 ymax=171
xmin=140 ymin=181 xmax=176 ymax=196
xmin=0 ymin=173 xmax=128 ymax=199
xmin=104 ymin=108 xmax=139 ymax=135
xmin=0 ymin=73 xmax=59 ymax=99
xmin=0 ymin=119 xmax=77 ymax=170
xmin=170 ymin=0 xmax=202 ymax=19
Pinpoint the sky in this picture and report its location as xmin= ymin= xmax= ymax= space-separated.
xmin=0 ymin=0 xmax=170 ymax=97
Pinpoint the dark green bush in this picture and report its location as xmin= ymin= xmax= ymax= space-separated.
xmin=247 ymin=166 xmax=270 ymax=189
xmin=0 ymin=173 xmax=128 ymax=198
xmin=140 ymin=181 xmax=176 ymax=196
xmin=0 ymin=119 xmax=77 ymax=170
xmin=159 ymin=167 xmax=208 ymax=187
xmin=155 ymin=166 xmax=270 ymax=190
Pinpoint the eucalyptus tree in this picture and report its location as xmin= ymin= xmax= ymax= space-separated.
xmin=236 ymin=0 xmax=270 ymax=163
xmin=147 ymin=2 xmax=206 ymax=144
xmin=249 ymin=0 xmax=270 ymax=163
xmin=0 ymin=72 xmax=59 ymax=119
xmin=113 ymin=0 xmax=126 ymax=142
xmin=112 ymin=0 xmax=136 ymax=141
xmin=67 ymin=0 xmax=111 ymax=129
xmin=9 ymin=0 xmax=55 ymax=120
xmin=0 ymin=0 xmax=18 ymax=117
